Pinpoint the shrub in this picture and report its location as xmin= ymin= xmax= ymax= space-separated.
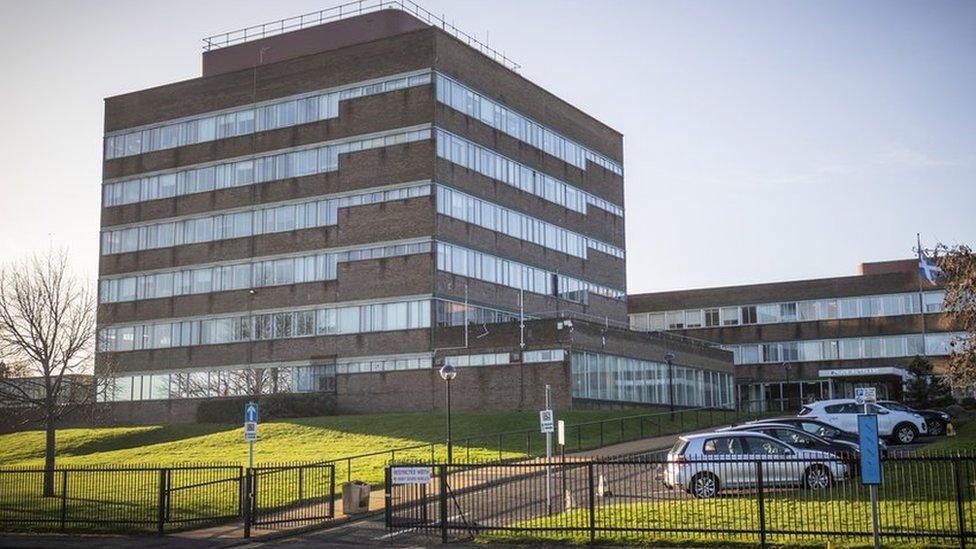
xmin=195 ymin=393 xmax=336 ymax=423
xmin=961 ymin=397 xmax=976 ymax=410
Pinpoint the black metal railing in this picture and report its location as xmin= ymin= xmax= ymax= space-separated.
xmin=201 ymin=0 xmax=521 ymax=71
xmin=0 ymin=462 xmax=335 ymax=537
xmin=386 ymin=453 xmax=976 ymax=547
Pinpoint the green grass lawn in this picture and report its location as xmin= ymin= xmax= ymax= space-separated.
xmin=0 ymin=406 xmax=748 ymax=534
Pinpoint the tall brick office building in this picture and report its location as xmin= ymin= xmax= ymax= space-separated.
xmin=95 ymin=6 xmax=734 ymax=420
xmin=629 ymin=259 xmax=964 ymax=412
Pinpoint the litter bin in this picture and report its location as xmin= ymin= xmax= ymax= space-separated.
xmin=342 ymin=481 xmax=370 ymax=515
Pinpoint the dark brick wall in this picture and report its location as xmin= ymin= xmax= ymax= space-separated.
xmin=629 ymin=272 xmax=937 ymax=312
xmin=96 ymin=328 xmax=433 ymax=375
xmin=98 ymin=253 xmax=435 ymax=325
xmin=104 ymin=29 xmax=435 ymax=131
xmin=335 ymin=360 xmax=572 ymax=414
xmin=100 ymin=194 xmax=435 ymax=277
xmin=102 ymin=139 xmax=435 ymax=229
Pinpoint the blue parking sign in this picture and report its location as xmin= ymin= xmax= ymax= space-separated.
xmin=858 ymin=414 xmax=882 ymax=485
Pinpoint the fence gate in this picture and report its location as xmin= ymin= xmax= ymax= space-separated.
xmin=385 ymin=463 xmax=586 ymax=543
xmin=247 ymin=463 xmax=335 ymax=532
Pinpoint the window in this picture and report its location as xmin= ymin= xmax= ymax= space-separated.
xmin=720 ymin=307 xmax=739 ymax=326
xmin=779 ymin=303 xmax=797 ymax=321
xmin=745 ymin=437 xmax=789 ymax=455
xmin=703 ymin=437 xmax=744 ymax=455
xmin=740 ymin=306 xmax=757 ymax=325
xmin=684 ymin=309 xmax=703 ymax=328
xmin=704 ymin=308 xmax=720 ymax=327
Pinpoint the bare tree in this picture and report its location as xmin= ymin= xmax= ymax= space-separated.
xmin=0 ymin=251 xmax=96 ymax=496
xmin=936 ymin=243 xmax=976 ymax=392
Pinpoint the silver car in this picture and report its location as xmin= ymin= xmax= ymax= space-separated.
xmin=663 ymin=432 xmax=849 ymax=498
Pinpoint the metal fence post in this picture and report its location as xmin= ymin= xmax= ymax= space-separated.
xmin=954 ymin=458 xmax=967 ymax=549
xmin=328 ymin=464 xmax=336 ymax=518
xmin=384 ymin=466 xmax=392 ymax=528
xmin=59 ymin=470 xmax=68 ymax=531
xmin=243 ymin=469 xmax=252 ymax=539
xmin=587 ymin=463 xmax=596 ymax=544
xmin=439 ymin=464 xmax=449 ymax=543
xmin=756 ymin=461 xmax=766 ymax=548
xmin=298 ymin=467 xmax=304 ymax=502
xmin=156 ymin=469 xmax=167 ymax=536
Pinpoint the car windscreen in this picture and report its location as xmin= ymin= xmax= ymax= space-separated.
xmin=670 ymin=438 xmax=689 ymax=456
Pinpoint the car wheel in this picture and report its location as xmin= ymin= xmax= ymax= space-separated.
xmin=690 ymin=472 xmax=719 ymax=498
xmin=895 ymin=423 xmax=918 ymax=445
xmin=804 ymin=465 xmax=832 ymax=490
xmin=929 ymin=421 xmax=945 ymax=436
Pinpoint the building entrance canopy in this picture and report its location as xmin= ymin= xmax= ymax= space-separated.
xmin=818 ymin=366 xmax=913 ymax=381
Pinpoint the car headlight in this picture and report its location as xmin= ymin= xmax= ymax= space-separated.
xmin=940 ymin=412 xmax=951 ymax=421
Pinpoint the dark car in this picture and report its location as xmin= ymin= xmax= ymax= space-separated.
xmin=879 ymin=400 xmax=952 ymax=436
xmin=723 ymin=423 xmax=860 ymax=461
xmin=743 ymin=416 xmax=888 ymax=453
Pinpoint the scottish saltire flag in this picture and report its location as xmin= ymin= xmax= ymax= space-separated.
xmin=918 ymin=254 xmax=943 ymax=284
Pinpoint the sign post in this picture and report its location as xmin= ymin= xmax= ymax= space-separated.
xmin=244 ymin=402 xmax=258 ymax=469
xmin=855 ymin=387 xmax=881 ymax=549
xmin=541 ymin=385 xmax=555 ymax=514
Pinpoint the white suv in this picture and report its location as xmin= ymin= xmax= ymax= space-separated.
xmin=664 ymin=432 xmax=848 ymax=498
xmin=799 ymin=399 xmax=927 ymax=444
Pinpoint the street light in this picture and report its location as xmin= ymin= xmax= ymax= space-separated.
xmin=439 ymin=364 xmax=458 ymax=464
xmin=782 ymin=361 xmax=793 ymax=412
xmin=664 ymin=352 xmax=676 ymax=420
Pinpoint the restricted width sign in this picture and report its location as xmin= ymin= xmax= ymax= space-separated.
xmin=391 ymin=466 xmax=432 ymax=485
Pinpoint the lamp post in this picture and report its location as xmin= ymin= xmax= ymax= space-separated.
xmin=664 ymin=352 xmax=676 ymax=420
xmin=439 ymin=364 xmax=458 ymax=464
xmin=782 ymin=361 xmax=793 ymax=412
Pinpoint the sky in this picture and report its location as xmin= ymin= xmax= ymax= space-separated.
xmin=0 ymin=0 xmax=973 ymax=293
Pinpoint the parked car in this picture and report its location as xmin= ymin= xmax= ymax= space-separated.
xmin=720 ymin=423 xmax=860 ymax=460
xmin=745 ymin=416 xmax=889 ymax=454
xmin=664 ymin=432 xmax=849 ymax=498
xmin=799 ymin=399 xmax=927 ymax=444
xmin=878 ymin=400 xmax=952 ymax=436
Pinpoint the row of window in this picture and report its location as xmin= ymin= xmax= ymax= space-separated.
xmin=436 ymin=242 xmax=623 ymax=304
xmin=101 ymin=183 xmax=431 ymax=255
xmin=570 ymin=351 xmax=735 ymax=409
xmin=441 ymin=348 xmax=567 ymax=368
xmin=434 ymin=299 xmax=528 ymax=327
xmin=99 ymin=241 xmax=431 ymax=303
xmin=103 ymin=127 xmax=431 ymax=207
xmin=436 ymin=185 xmax=624 ymax=260
xmin=722 ymin=331 xmax=966 ymax=365
xmin=435 ymin=129 xmax=622 ymax=217
xmin=105 ymin=72 xmax=432 ymax=159
xmin=98 ymin=347 xmax=572 ymax=403
xmin=97 ymin=298 xmax=432 ymax=352
xmin=630 ymin=290 xmax=946 ymax=332
xmin=434 ymin=73 xmax=623 ymax=175
xmin=98 ymin=354 xmax=436 ymax=402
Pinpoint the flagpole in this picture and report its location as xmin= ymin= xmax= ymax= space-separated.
xmin=916 ymin=233 xmax=928 ymax=357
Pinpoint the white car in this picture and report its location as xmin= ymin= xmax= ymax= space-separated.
xmin=664 ymin=432 xmax=849 ymax=498
xmin=799 ymin=399 xmax=927 ymax=444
